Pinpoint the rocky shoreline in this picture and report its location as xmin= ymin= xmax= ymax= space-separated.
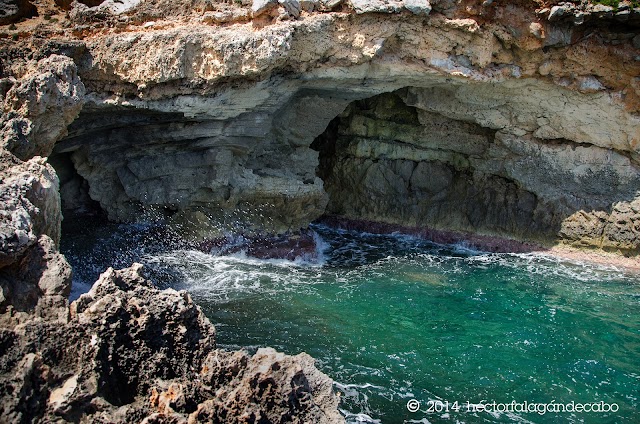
xmin=1 ymin=264 xmax=342 ymax=423
xmin=1 ymin=0 xmax=639 ymax=421
xmin=318 ymin=215 xmax=640 ymax=271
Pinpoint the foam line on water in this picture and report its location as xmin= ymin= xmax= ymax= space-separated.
xmin=339 ymin=410 xmax=382 ymax=424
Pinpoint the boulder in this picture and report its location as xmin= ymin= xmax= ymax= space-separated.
xmin=252 ymin=0 xmax=278 ymax=16
xmin=0 ymin=264 xmax=343 ymax=423
xmin=279 ymin=0 xmax=301 ymax=17
xmin=1 ymin=55 xmax=85 ymax=161
xmin=404 ymin=0 xmax=430 ymax=15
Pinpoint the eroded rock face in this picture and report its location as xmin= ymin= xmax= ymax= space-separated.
xmin=53 ymin=105 xmax=329 ymax=239
xmin=0 ymin=234 xmax=71 ymax=326
xmin=313 ymin=90 xmax=640 ymax=252
xmin=0 ymin=153 xmax=62 ymax=268
xmin=2 ymin=55 xmax=85 ymax=162
xmin=0 ymin=55 xmax=84 ymax=270
xmin=0 ymin=264 xmax=342 ymax=423
xmin=0 ymin=1 xmax=639 ymax=422
xmin=0 ymin=54 xmax=343 ymax=422
xmin=34 ymin=6 xmax=636 ymax=252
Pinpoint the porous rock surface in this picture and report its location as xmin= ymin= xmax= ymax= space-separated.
xmin=1 ymin=0 xmax=640 ymax=421
xmin=18 ymin=0 xmax=635 ymax=252
xmin=0 ymin=264 xmax=342 ymax=423
xmin=1 ymin=55 xmax=83 ymax=271
xmin=0 ymin=37 xmax=342 ymax=423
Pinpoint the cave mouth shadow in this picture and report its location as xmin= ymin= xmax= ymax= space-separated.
xmin=49 ymin=86 xmax=640 ymax=264
xmin=309 ymin=89 xmax=639 ymax=256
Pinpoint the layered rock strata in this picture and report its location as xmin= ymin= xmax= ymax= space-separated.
xmin=1 ymin=0 xmax=640 ymax=420
xmin=313 ymin=89 xmax=640 ymax=252
xmin=38 ymin=2 xmax=639 ymax=252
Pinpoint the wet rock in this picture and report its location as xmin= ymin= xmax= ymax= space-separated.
xmin=199 ymin=229 xmax=319 ymax=261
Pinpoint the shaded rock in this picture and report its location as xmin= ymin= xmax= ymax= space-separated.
xmin=320 ymin=0 xmax=343 ymax=9
xmin=0 ymin=153 xmax=62 ymax=269
xmin=590 ymin=3 xmax=614 ymax=18
xmin=313 ymin=90 xmax=640 ymax=252
xmin=0 ymin=235 xmax=71 ymax=326
xmin=198 ymin=229 xmax=320 ymax=261
xmin=279 ymin=0 xmax=301 ymax=17
xmin=297 ymin=0 xmax=342 ymax=11
xmin=0 ymin=0 xmax=36 ymax=25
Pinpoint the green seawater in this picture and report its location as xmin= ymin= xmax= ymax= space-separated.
xmin=62 ymin=222 xmax=640 ymax=423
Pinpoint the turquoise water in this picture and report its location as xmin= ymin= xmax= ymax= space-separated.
xmin=62 ymin=222 xmax=640 ymax=423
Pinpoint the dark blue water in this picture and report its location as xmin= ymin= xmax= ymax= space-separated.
xmin=62 ymin=222 xmax=640 ymax=423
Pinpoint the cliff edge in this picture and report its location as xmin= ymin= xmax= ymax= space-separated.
xmin=1 ymin=0 xmax=639 ymax=421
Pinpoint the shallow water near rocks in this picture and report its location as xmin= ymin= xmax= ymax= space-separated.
xmin=62 ymin=220 xmax=640 ymax=424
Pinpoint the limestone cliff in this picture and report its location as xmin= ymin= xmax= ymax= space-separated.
xmin=3 ymin=0 xmax=637 ymax=252
xmin=1 ymin=0 xmax=639 ymax=420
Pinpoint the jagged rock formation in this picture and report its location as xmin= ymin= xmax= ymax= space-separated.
xmin=0 ymin=264 xmax=341 ymax=423
xmin=3 ymin=1 xmax=639 ymax=251
xmin=1 ymin=0 xmax=640 ymax=420
xmin=32 ymin=1 xmax=638 ymax=252
xmin=0 ymin=46 xmax=341 ymax=423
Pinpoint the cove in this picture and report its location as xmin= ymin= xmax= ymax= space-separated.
xmin=62 ymin=220 xmax=640 ymax=424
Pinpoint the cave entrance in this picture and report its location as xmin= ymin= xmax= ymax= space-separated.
xmin=49 ymin=150 xmax=103 ymax=219
xmin=310 ymin=89 xmax=546 ymax=246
